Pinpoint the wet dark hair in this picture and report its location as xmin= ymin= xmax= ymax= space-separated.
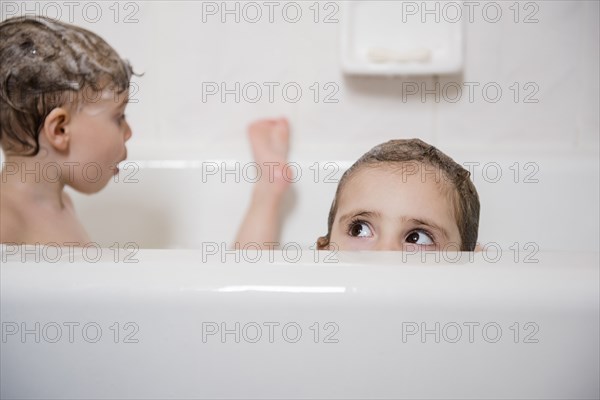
xmin=317 ymin=139 xmax=480 ymax=251
xmin=0 ymin=16 xmax=134 ymax=156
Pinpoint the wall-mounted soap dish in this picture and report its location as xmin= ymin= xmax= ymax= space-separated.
xmin=341 ymin=1 xmax=464 ymax=76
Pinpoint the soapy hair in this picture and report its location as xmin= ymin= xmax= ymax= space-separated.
xmin=317 ymin=139 xmax=480 ymax=251
xmin=0 ymin=16 xmax=134 ymax=155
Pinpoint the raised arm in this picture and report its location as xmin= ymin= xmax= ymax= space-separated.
xmin=233 ymin=118 xmax=291 ymax=249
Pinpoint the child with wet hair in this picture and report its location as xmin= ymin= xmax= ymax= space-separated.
xmin=0 ymin=16 xmax=134 ymax=245
xmin=236 ymin=121 xmax=480 ymax=251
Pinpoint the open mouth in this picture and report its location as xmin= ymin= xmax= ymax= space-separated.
xmin=112 ymin=152 xmax=128 ymax=174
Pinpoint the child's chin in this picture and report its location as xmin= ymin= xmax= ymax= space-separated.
xmin=71 ymin=180 xmax=110 ymax=195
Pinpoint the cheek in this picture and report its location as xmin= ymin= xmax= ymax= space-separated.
xmin=97 ymin=129 xmax=125 ymax=160
xmin=341 ymin=241 xmax=373 ymax=251
xmin=67 ymin=163 xmax=113 ymax=194
xmin=442 ymin=232 xmax=463 ymax=250
xmin=328 ymin=230 xmax=345 ymax=250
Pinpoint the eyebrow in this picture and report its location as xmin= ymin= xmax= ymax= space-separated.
xmin=338 ymin=210 xmax=381 ymax=225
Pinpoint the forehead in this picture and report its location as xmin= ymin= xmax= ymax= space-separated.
xmin=77 ymin=87 xmax=129 ymax=112
xmin=92 ymin=87 xmax=129 ymax=104
xmin=337 ymin=164 xmax=457 ymax=225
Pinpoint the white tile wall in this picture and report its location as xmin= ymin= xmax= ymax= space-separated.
xmin=2 ymin=1 xmax=598 ymax=250
xmin=437 ymin=0 xmax=591 ymax=149
xmin=1 ymin=0 xmax=598 ymax=158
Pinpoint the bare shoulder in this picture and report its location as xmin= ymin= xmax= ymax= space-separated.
xmin=0 ymin=191 xmax=26 ymax=243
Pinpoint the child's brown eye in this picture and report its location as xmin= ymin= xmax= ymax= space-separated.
xmin=348 ymin=220 xmax=373 ymax=238
xmin=406 ymin=230 xmax=434 ymax=245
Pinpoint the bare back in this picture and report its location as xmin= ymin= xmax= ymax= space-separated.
xmin=1 ymin=187 xmax=91 ymax=246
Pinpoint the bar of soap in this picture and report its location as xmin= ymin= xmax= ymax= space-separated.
xmin=367 ymin=47 xmax=432 ymax=63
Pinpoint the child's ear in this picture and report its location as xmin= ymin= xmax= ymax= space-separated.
xmin=42 ymin=107 xmax=71 ymax=152
xmin=316 ymin=236 xmax=330 ymax=250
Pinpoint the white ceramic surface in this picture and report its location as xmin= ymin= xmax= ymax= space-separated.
xmin=64 ymin=152 xmax=600 ymax=252
xmin=1 ymin=250 xmax=598 ymax=399
xmin=341 ymin=1 xmax=464 ymax=75
xmin=3 ymin=1 xmax=597 ymax=153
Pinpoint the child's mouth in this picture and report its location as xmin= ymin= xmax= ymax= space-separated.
xmin=112 ymin=153 xmax=127 ymax=174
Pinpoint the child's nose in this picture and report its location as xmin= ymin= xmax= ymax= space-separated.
xmin=374 ymin=238 xmax=403 ymax=251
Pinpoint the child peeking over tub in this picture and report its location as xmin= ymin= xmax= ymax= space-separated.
xmin=0 ymin=16 xmax=134 ymax=245
xmin=235 ymin=119 xmax=480 ymax=251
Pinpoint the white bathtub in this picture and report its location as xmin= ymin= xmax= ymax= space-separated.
xmin=67 ymin=151 xmax=599 ymax=251
xmin=1 ymin=151 xmax=599 ymax=398
xmin=1 ymin=250 xmax=598 ymax=399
